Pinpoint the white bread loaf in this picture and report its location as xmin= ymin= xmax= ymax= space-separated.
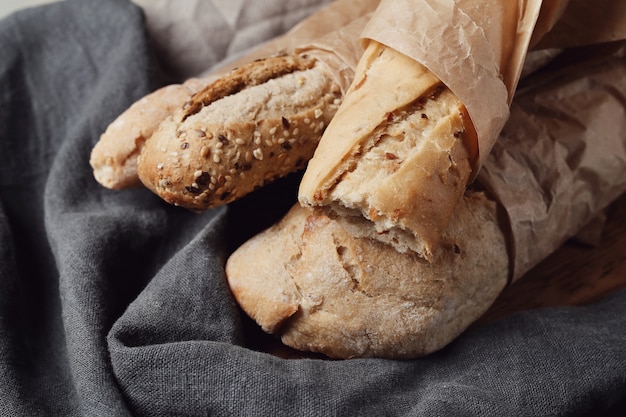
xmin=298 ymin=41 xmax=478 ymax=261
xmin=137 ymin=53 xmax=342 ymax=210
xmin=225 ymin=190 xmax=508 ymax=359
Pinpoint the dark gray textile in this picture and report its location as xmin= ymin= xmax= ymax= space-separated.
xmin=0 ymin=0 xmax=625 ymax=416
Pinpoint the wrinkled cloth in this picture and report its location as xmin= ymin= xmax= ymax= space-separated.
xmin=0 ymin=0 xmax=625 ymax=416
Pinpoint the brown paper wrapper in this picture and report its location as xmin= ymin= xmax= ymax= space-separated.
xmin=479 ymin=41 xmax=626 ymax=281
xmin=360 ymin=0 xmax=548 ymax=172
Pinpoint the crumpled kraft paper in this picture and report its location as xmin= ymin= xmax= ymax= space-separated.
xmin=479 ymin=42 xmax=626 ymax=281
xmin=360 ymin=0 xmax=550 ymax=173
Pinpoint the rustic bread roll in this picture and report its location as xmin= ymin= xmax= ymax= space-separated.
xmin=137 ymin=53 xmax=342 ymax=210
xmin=90 ymin=78 xmax=211 ymax=189
xmin=225 ymin=190 xmax=508 ymax=359
xmin=299 ymin=41 xmax=478 ymax=261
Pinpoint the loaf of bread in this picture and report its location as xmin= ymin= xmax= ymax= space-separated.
xmin=137 ymin=53 xmax=342 ymax=210
xmin=226 ymin=190 xmax=508 ymax=359
xmin=298 ymin=41 xmax=478 ymax=261
xmin=90 ymin=78 xmax=211 ymax=189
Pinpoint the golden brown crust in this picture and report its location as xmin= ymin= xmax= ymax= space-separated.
xmin=225 ymin=191 xmax=508 ymax=359
xmin=298 ymin=41 xmax=477 ymax=261
xmin=137 ymin=54 xmax=342 ymax=210
xmin=90 ymin=78 xmax=211 ymax=189
xmin=179 ymin=54 xmax=317 ymax=121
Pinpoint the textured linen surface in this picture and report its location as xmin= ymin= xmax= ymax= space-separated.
xmin=0 ymin=0 xmax=625 ymax=416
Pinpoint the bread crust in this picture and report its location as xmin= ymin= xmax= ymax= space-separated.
xmin=298 ymin=41 xmax=477 ymax=261
xmin=226 ymin=191 xmax=508 ymax=359
xmin=90 ymin=78 xmax=210 ymax=189
xmin=137 ymin=54 xmax=342 ymax=210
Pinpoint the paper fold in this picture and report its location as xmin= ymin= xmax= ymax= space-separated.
xmin=360 ymin=0 xmax=547 ymax=171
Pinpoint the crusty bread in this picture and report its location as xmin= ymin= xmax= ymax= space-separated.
xmin=225 ymin=190 xmax=508 ymax=359
xmin=298 ymin=41 xmax=478 ymax=261
xmin=137 ymin=53 xmax=342 ymax=210
xmin=90 ymin=78 xmax=211 ymax=189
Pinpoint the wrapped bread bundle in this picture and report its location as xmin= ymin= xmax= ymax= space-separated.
xmin=226 ymin=41 xmax=626 ymax=359
xmin=225 ymin=1 xmax=626 ymax=358
xmin=89 ymin=0 xmax=626 ymax=358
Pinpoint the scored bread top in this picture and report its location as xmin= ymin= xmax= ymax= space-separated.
xmin=137 ymin=54 xmax=342 ymax=210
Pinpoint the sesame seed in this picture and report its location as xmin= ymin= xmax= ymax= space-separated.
xmin=253 ymin=131 xmax=261 ymax=137
xmin=283 ymin=130 xmax=290 ymax=137
xmin=277 ymin=137 xmax=285 ymax=144
xmin=235 ymin=138 xmax=246 ymax=145
xmin=252 ymin=148 xmax=263 ymax=160
xmin=157 ymin=163 xmax=164 ymax=170
xmin=268 ymin=127 xmax=277 ymax=135
xmin=293 ymin=128 xmax=299 ymax=136
xmin=200 ymin=146 xmax=209 ymax=157
xmin=304 ymin=118 xmax=311 ymax=125
xmin=314 ymin=109 xmax=323 ymax=119
xmin=265 ymin=139 xmax=273 ymax=147
xmin=215 ymin=141 xmax=223 ymax=149
xmin=245 ymin=151 xmax=252 ymax=163
xmin=254 ymin=136 xmax=261 ymax=146
xmin=194 ymin=170 xmax=203 ymax=178
xmin=213 ymin=154 xmax=221 ymax=163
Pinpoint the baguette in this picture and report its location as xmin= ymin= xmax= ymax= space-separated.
xmin=298 ymin=41 xmax=478 ymax=261
xmin=90 ymin=78 xmax=211 ymax=189
xmin=225 ymin=190 xmax=508 ymax=359
xmin=137 ymin=53 xmax=342 ymax=210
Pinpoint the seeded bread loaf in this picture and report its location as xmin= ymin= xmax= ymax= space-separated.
xmin=137 ymin=53 xmax=342 ymax=210
xmin=225 ymin=190 xmax=508 ymax=359
xmin=90 ymin=78 xmax=211 ymax=189
xmin=298 ymin=41 xmax=478 ymax=261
